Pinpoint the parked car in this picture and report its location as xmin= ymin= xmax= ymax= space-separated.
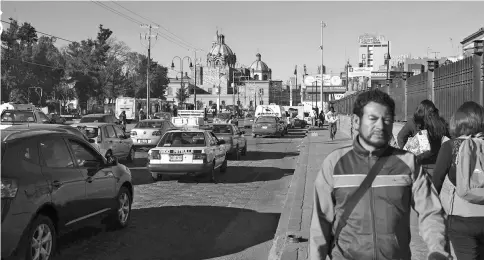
xmin=210 ymin=123 xmax=247 ymax=159
xmin=130 ymin=119 xmax=177 ymax=150
xmin=48 ymin=113 xmax=67 ymax=124
xmin=242 ymin=113 xmax=255 ymax=128
xmin=79 ymin=114 xmax=119 ymax=124
xmin=0 ymin=123 xmax=89 ymax=142
xmin=1 ymin=128 xmax=133 ymax=260
xmin=71 ymin=122 xmax=134 ymax=161
xmin=0 ymin=109 xmax=54 ymax=128
xmin=147 ymin=129 xmax=227 ymax=181
xmin=252 ymin=116 xmax=285 ymax=138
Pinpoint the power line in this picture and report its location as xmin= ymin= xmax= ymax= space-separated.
xmin=92 ymin=1 xmax=197 ymax=51
xmin=110 ymin=1 xmax=199 ymax=51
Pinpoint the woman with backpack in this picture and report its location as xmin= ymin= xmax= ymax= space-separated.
xmin=397 ymin=99 xmax=449 ymax=173
xmin=432 ymin=101 xmax=484 ymax=259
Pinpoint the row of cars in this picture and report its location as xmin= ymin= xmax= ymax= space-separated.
xmin=1 ymin=118 xmax=249 ymax=260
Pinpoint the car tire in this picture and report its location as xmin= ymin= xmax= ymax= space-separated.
xmin=20 ymin=214 xmax=57 ymax=260
xmin=107 ymin=186 xmax=132 ymax=230
xmin=126 ymin=147 xmax=134 ymax=162
xmin=220 ymin=157 xmax=228 ymax=173
xmin=161 ymin=175 xmax=170 ymax=181
xmin=233 ymin=146 xmax=240 ymax=160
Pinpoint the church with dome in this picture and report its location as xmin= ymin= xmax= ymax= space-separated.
xmin=165 ymin=31 xmax=282 ymax=111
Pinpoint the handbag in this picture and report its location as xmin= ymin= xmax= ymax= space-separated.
xmin=403 ymin=130 xmax=431 ymax=155
xmin=331 ymin=148 xmax=394 ymax=253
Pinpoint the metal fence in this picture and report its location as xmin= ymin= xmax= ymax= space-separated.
xmin=333 ymin=53 xmax=483 ymax=123
xmin=434 ymin=56 xmax=478 ymax=121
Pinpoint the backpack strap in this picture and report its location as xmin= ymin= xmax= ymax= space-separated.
xmin=332 ymin=148 xmax=394 ymax=251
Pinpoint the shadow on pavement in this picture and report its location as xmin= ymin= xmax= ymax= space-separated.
xmin=238 ymin=151 xmax=299 ymax=161
xmin=177 ymin=167 xmax=294 ymax=184
xmin=54 ymin=206 xmax=280 ymax=260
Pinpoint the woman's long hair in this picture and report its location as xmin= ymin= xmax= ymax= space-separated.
xmin=413 ymin=100 xmax=449 ymax=143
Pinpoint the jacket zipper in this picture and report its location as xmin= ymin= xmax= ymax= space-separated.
xmin=369 ymin=153 xmax=378 ymax=260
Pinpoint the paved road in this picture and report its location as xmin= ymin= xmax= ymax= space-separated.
xmin=52 ymin=128 xmax=308 ymax=260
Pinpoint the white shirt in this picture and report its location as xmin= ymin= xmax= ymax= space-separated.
xmin=325 ymin=111 xmax=339 ymax=124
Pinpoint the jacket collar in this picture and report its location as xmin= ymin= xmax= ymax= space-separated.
xmin=353 ymin=135 xmax=390 ymax=157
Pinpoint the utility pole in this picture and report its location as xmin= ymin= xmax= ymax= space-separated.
xmin=321 ymin=21 xmax=326 ymax=109
xmin=140 ymin=24 xmax=159 ymax=117
xmin=432 ymin=51 xmax=440 ymax=59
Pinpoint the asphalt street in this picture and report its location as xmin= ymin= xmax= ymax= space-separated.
xmin=52 ymin=127 xmax=308 ymax=260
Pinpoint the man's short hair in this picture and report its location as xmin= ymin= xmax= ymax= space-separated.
xmin=449 ymin=101 xmax=484 ymax=137
xmin=352 ymin=89 xmax=395 ymax=118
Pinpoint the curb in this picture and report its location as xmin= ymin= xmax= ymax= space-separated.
xmin=268 ymin=133 xmax=310 ymax=260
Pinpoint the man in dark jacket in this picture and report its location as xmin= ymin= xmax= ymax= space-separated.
xmin=310 ymin=90 xmax=448 ymax=260
xmin=119 ymin=111 xmax=127 ymax=131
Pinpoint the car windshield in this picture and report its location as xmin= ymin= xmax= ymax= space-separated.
xmin=211 ymin=125 xmax=233 ymax=134
xmin=157 ymin=132 xmax=206 ymax=147
xmin=83 ymin=127 xmax=99 ymax=138
xmin=135 ymin=121 xmax=164 ymax=128
xmin=153 ymin=113 xmax=171 ymax=120
xmin=80 ymin=116 xmax=104 ymax=123
xmin=256 ymin=117 xmax=276 ymax=123
xmin=1 ymin=111 xmax=35 ymax=123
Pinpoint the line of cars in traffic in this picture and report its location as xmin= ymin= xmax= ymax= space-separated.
xmin=0 ymin=109 xmax=250 ymax=260
xmin=0 ymin=105 xmax=298 ymax=260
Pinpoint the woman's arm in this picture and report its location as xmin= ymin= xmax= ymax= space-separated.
xmin=397 ymin=121 xmax=416 ymax=149
xmin=431 ymin=141 xmax=453 ymax=193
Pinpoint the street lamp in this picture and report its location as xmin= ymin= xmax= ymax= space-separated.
xmin=171 ymin=56 xmax=193 ymax=109
xmin=385 ymin=41 xmax=391 ymax=87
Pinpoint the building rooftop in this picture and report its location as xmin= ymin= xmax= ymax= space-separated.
xmin=461 ymin=27 xmax=484 ymax=45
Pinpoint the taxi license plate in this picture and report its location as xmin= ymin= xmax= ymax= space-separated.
xmin=138 ymin=139 xmax=149 ymax=144
xmin=170 ymin=155 xmax=183 ymax=161
xmin=262 ymin=126 xmax=268 ymax=129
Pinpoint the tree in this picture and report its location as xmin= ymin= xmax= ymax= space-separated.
xmin=1 ymin=19 xmax=39 ymax=103
xmin=176 ymin=85 xmax=189 ymax=104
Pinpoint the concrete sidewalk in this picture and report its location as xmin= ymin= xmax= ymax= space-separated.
xmin=268 ymin=127 xmax=353 ymax=260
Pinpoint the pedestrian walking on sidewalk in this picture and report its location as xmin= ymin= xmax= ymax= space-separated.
xmin=309 ymin=89 xmax=449 ymax=260
xmin=397 ymin=99 xmax=449 ymax=175
xmin=432 ymin=101 xmax=484 ymax=260
xmin=325 ymin=107 xmax=339 ymax=140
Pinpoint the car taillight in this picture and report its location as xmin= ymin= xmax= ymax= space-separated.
xmin=152 ymin=131 xmax=162 ymax=136
xmin=193 ymin=153 xmax=207 ymax=162
xmin=1 ymin=179 xmax=18 ymax=199
xmin=148 ymin=150 xmax=161 ymax=160
xmin=131 ymin=131 xmax=137 ymax=136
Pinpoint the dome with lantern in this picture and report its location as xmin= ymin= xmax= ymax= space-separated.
xmin=207 ymin=31 xmax=237 ymax=68
xmin=249 ymin=53 xmax=271 ymax=80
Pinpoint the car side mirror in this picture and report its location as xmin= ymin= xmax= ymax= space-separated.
xmin=218 ymin=140 xmax=226 ymax=145
xmin=88 ymin=138 xmax=96 ymax=143
xmin=106 ymin=155 xmax=118 ymax=166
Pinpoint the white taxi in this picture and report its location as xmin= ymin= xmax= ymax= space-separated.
xmin=147 ymin=129 xmax=228 ymax=182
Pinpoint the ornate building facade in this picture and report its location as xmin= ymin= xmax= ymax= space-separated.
xmin=165 ymin=31 xmax=282 ymax=110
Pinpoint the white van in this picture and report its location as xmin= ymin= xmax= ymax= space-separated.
xmin=255 ymin=105 xmax=288 ymax=133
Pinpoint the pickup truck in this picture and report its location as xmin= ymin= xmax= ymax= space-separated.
xmin=0 ymin=109 xmax=55 ymax=129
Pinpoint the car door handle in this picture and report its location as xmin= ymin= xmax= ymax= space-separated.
xmin=52 ymin=181 xmax=63 ymax=188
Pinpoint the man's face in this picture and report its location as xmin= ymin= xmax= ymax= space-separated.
xmin=355 ymin=102 xmax=393 ymax=149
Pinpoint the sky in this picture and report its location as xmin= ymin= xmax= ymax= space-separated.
xmin=1 ymin=1 xmax=483 ymax=81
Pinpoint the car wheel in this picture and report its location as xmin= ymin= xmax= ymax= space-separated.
xmin=107 ymin=186 xmax=132 ymax=229
xmin=126 ymin=147 xmax=134 ymax=162
xmin=161 ymin=175 xmax=170 ymax=181
xmin=22 ymin=214 xmax=56 ymax=260
xmin=220 ymin=156 xmax=228 ymax=173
